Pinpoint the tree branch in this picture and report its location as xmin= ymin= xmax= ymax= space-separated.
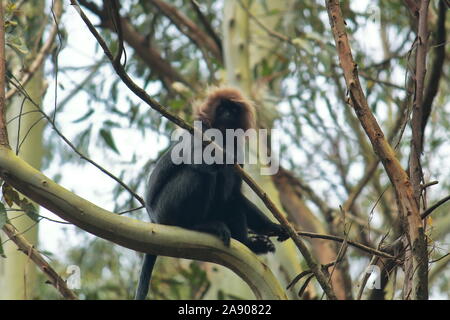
xmin=189 ymin=0 xmax=222 ymax=55
xmin=78 ymin=0 xmax=194 ymax=91
xmin=409 ymin=0 xmax=430 ymax=204
xmin=420 ymin=195 xmax=450 ymax=219
xmin=5 ymin=0 xmax=63 ymax=101
xmin=296 ymin=231 xmax=398 ymax=261
xmin=151 ymin=0 xmax=222 ymax=62
xmin=2 ymin=222 xmax=77 ymax=300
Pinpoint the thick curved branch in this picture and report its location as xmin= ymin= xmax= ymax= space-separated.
xmin=0 ymin=147 xmax=286 ymax=300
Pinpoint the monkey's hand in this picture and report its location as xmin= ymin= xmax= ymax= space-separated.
xmin=266 ymin=224 xmax=290 ymax=242
xmin=247 ymin=235 xmax=275 ymax=254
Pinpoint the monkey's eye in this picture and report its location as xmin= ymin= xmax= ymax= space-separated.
xmin=226 ymin=104 xmax=241 ymax=116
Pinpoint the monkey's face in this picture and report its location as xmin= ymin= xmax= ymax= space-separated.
xmin=213 ymin=100 xmax=243 ymax=131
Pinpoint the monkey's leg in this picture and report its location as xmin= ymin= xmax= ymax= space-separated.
xmin=192 ymin=221 xmax=232 ymax=246
xmin=239 ymin=195 xmax=289 ymax=241
xmin=222 ymin=205 xmax=276 ymax=254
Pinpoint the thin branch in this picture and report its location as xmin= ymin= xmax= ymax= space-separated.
xmin=2 ymin=222 xmax=77 ymax=299
xmin=78 ymin=0 xmax=194 ymax=91
xmin=287 ymin=258 xmax=344 ymax=291
xmin=151 ymin=0 xmax=222 ymax=62
xmin=359 ymin=71 xmax=407 ymax=91
xmin=420 ymin=195 xmax=450 ymax=219
xmin=421 ymin=180 xmax=438 ymax=190
xmin=409 ymin=0 xmax=430 ymax=205
xmin=69 ymin=0 xmax=337 ymax=300
xmin=297 ymin=231 xmax=397 ymax=261
xmin=356 ymin=256 xmax=378 ymax=300
xmin=189 ymin=0 xmax=222 ymax=55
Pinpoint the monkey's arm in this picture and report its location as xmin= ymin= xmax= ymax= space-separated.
xmin=145 ymin=147 xmax=179 ymax=211
xmin=238 ymin=194 xmax=288 ymax=241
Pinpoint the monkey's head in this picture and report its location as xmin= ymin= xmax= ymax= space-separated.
xmin=194 ymin=87 xmax=255 ymax=132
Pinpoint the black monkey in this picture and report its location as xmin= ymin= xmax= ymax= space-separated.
xmin=135 ymin=88 xmax=288 ymax=300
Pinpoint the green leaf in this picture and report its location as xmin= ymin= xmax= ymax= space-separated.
xmin=21 ymin=201 xmax=39 ymax=222
xmin=99 ymin=129 xmax=120 ymax=154
xmin=73 ymin=109 xmax=94 ymax=123
xmin=103 ymin=120 xmax=121 ymax=128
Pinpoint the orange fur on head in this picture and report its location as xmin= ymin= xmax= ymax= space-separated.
xmin=193 ymin=87 xmax=256 ymax=131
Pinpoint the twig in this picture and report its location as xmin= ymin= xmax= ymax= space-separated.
xmin=421 ymin=181 xmax=438 ymax=190
xmin=356 ymin=256 xmax=379 ymax=300
xmin=420 ymin=195 xmax=450 ymax=219
xmin=2 ymin=222 xmax=78 ymax=299
xmin=287 ymin=258 xmax=343 ymax=290
xmin=297 ymin=231 xmax=397 ymax=261
xmin=430 ymin=252 xmax=450 ymax=264
xmin=151 ymin=0 xmax=222 ymax=62
xmin=189 ymin=0 xmax=222 ymax=55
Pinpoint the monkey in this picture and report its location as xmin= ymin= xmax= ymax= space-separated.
xmin=135 ymin=87 xmax=288 ymax=300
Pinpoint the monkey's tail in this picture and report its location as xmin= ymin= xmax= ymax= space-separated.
xmin=135 ymin=254 xmax=157 ymax=300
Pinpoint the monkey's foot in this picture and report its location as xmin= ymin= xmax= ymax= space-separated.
xmin=193 ymin=221 xmax=231 ymax=247
xmin=266 ymin=224 xmax=290 ymax=242
xmin=247 ymin=235 xmax=275 ymax=254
